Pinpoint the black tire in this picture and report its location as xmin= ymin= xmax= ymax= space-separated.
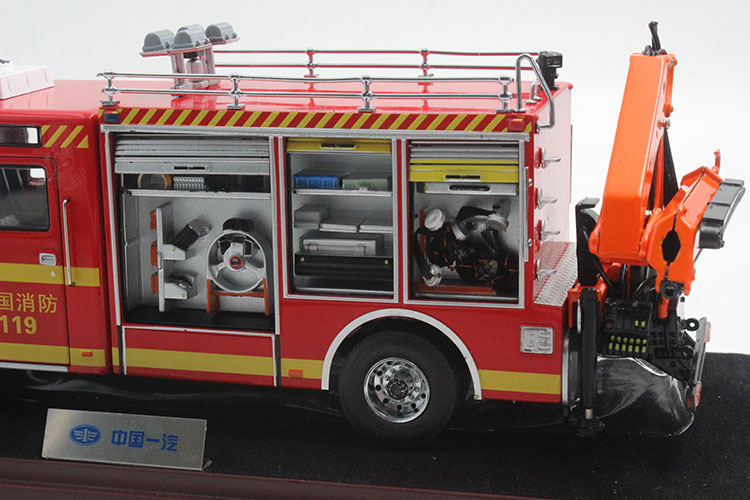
xmin=338 ymin=331 xmax=459 ymax=446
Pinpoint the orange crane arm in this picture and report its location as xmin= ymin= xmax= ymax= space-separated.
xmin=572 ymin=22 xmax=743 ymax=433
xmin=588 ymin=52 xmax=677 ymax=266
xmin=588 ymin=48 xmax=742 ymax=297
xmin=642 ymin=159 xmax=722 ymax=295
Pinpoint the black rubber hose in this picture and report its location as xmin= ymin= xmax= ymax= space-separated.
xmin=412 ymin=227 xmax=435 ymax=280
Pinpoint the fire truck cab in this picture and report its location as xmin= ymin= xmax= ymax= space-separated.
xmin=0 ymin=23 xmax=740 ymax=444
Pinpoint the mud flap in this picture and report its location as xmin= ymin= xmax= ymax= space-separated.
xmin=595 ymin=357 xmax=694 ymax=436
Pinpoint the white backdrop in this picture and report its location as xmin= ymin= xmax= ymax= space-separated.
xmin=2 ymin=0 xmax=747 ymax=353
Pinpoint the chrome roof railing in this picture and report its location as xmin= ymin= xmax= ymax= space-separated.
xmin=98 ymin=49 xmax=555 ymax=128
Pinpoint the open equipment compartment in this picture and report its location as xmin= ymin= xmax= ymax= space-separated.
xmin=408 ymin=140 xmax=522 ymax=302
xmin=286 ymin=139 xmax=395 ymax=297
xmin=114 ymin=133 xmax=275 ymax=328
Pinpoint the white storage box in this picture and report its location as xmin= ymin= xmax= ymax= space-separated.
xmin=301 ymin=231 xmax=383 ymax=256
xmin=294 ymin=204 xmax=330 ymax=229
xmin=319 ymin=216 xmax=364 ymax=233
xmin=359 ymin=217 xmax=393 ymax=234
xmin=0 ymin=65 xmax=53 ymax=100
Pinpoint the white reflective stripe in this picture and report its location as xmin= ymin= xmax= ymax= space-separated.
xmin=0 ymin=361 xmax=68 ymax=373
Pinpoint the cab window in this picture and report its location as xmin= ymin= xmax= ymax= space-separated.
xmin=0 ymin=126 xmax=41 ymax=147
xmin=0 ymin=166 xmax=49 ymax=231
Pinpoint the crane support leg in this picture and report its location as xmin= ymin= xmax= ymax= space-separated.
xmin=577 ymin=287 xmax=605 ymax=435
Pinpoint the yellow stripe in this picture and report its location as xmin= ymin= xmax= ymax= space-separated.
xmin=76 ymin=136 xmax=90 ymax=149
xmin=281 ymin=358 xmax=324 ymax=380
xmin=225 ymin=110 xmax=243 ymax=127
xmin=333 ymin=113 xmax=353 ymax=129
xmin=0 ymin=263 xmax=100 ymax=287
xmin=189 ymin=109 xmax=209 ymax=126
xmin=207 ymin=110 xmax=226 ymax=127
xmin=63 ymin=266 xmax=99 ymax=287
xmin=43 ymin=125 xmax=67 ymax=148
xmin=314 ymin=112 xmax=335 ymax=128
xmin=407 ymin=114 xmax=428 ymax=130
xmin=445 ymin=113 xmax=468 ymax=131
xmin=287 ymin=138 xmax=391 ymax=153
xmin=370 ymin=114 xmax=390 ymax=129
xmin=351 ymin=114 xmax=370 ymax=129
xmin=465 ymin=114 xmax=486 ymax=132
xmin=98 ymin=109 xmax=104 ymax=118
xmin=482 ymin=114 xmax=505 ymax=132
xmin=389 ymin=114 xmax=409 ymax=129
xmin=478 ymin=369 xmax=561 ymax=395
xmin=126 ymin=348 xmax=274 ymax=377
xmin=524 ymin=122 xmax=533 ymax=133
xmin=138 ymin=108 xmax=157 ymax=125
xmin=70 ymin=348 xmax=106 ymax=368
xmin=409 ymin=169 xmax=518 ymax=183
xmin=172 ymin=110 xmax=192 ymax=126
xmin=242 ymin=110 xmax=263 ymax=127
xmin=0 ymin=343 xmax=69 ymax=365
xmin=60 ymin=125 xmax=84 ymax=148
xmin=121 ymin=108 xmax=140 ymax=125
xmin=260 ymin=111 xmax=280 ymax=128
xmin=155 ymin=109 xmax=174 ymax=126
xmin=41 ymin=125 xmax=50 ymax=134
xmin=425 ymin=114 xmax=447 ymax=130
xmin=277 ymin=112 xmax=298 ymax=128
xmin=112 ymin=347 xmax=120 ymax=367
xmin=296 ymin=112 xmax=316 ymax=128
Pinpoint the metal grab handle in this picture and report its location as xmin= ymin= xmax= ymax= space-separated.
xmin=515 ymin=54 xmax=555 ymax=129
xmin=61 ymin=199 xmax=74 ymax=286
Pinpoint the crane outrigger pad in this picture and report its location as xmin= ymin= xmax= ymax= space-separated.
xmin=699 ymin=178 xmax=745 ymax=249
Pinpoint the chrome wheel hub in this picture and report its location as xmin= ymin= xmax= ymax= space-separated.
xmin=363 ymin=357 xmax=430 ymax=423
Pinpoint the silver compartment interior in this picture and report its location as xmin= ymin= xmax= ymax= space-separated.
xmin=287 ymin=145 xmax=395 ymax=297
xmin=116 ymin=133 xmax=274 ymax=316
xmin=409 ymin=140 xmax=523 ymax=302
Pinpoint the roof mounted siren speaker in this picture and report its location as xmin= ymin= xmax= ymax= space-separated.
xmin=141 ymin=23 xmax=238 ymax=90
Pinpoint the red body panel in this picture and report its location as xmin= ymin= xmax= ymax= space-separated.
xmin=1 ymin=75 xmax=574 ymax=405
xmin=120 ymin=327 xmax=274 ymax=386
xmin=1 ymin=91 xmax=110 ymax=372
xmin=0 ymin=157 xmax=69 ymax=365
xmin=531 ymin=87 xmax=572 ymax=293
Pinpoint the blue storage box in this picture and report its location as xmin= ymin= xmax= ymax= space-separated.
xmin=293 ymin=172 xmax=341 ymax=189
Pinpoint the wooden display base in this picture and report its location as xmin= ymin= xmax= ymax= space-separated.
xmin=0 ymin=457 xmax=524 ymax=500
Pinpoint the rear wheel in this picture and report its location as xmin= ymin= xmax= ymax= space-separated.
xmin=338 ymin=331 xmax=459 ymax=446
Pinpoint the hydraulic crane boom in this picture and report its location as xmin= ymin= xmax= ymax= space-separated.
xmin=573 ymin=23 xmax=744 ymax=433
xmin=587 ymin=51 xmax=676 ymax=266
xmin=588 ymin=24 xmax=744 ymax=296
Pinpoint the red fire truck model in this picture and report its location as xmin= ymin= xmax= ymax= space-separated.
xmin=0 ymin=22 xmax=743 ymax=444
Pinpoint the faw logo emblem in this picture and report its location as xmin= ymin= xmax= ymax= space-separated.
xmin=69 ymin=424 xmax=101 ymax=446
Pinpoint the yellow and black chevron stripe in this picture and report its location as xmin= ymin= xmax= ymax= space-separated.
xmin=98 ymin=108 xmax=535 ymax=134
xmin=40 ymin=125 xmax=90 ymax=149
